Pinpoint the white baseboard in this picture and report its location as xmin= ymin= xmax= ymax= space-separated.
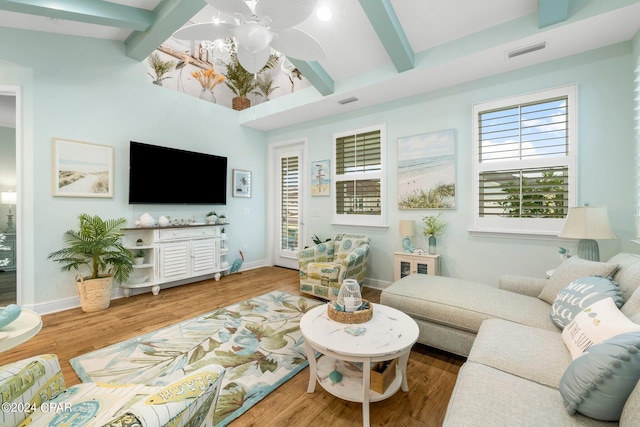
xmin=24 ymin=259 xmax=270 ymax=315
xmin=364 ymin=277 xmax=392 ymax=291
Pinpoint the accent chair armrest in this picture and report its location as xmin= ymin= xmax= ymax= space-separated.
xmin=499 ymin=274 xmax=547 ymax=298
xmin=338 ymin=244 xmax=370 ymax=284
xmin=298 ymin=241 xmax=335 ymax=273
xmin=0 ymin=354 xmax=66 ymax=427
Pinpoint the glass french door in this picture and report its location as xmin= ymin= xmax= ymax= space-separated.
xmin=274 ymin=144 xmax=304 ymax=269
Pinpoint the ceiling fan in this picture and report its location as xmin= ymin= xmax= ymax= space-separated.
xmin=172 ymin=0 xmax=326 ymax=73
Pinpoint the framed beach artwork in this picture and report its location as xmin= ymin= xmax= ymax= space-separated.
xmin=52 ymin=138 xmax=114 ymax=198
xmin=233 ymin=169 xmax=252 ymax=198
xmin=397 ymin=129 xmax=456 ymax=209
xmin=310 ymin=159 xmax=330 ymax=196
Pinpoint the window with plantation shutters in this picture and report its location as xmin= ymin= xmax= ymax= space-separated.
xmin=333 ymin=124 xmax=386 ymax=226
xmin=280 ymin=155 xmax=299 ymax=251
xmin=472 ymin=86 xmax=577 ymax=235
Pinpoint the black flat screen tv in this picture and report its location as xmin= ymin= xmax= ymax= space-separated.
xmin=129 ymin=141 xmax=227 ymax=205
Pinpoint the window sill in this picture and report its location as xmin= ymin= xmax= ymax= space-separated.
xmin=331 ymin=222 xmax=389 ymax=230
xmin=468 ymin=228 xmax=562 ymax=240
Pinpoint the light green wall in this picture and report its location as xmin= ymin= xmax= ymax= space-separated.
xmin=267 ymin=43 xmax=637 ymax=286
xmin=0 ymin=25 xmax=637 ymax=308
xmin=0 ymin=27 xmax=267 ymax=307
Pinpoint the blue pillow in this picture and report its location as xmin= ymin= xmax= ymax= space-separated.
xmin=559 ymin=331 xmax=640 ymax=421
xmin=550 ymin=276 xmax=624 ymax=329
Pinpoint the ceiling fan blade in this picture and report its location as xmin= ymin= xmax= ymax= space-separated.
xmin=236 ymin=45 xmax=271 ymax=74
xmin=271 ymin=28 xmax=325 ymax=61
xmin=256 ymin=0 xmax=318 ymax=29
xmin=206 ymin=0 xmax=253 ymax=19
xmin=173 ymin=22 xmax=235 ymax=41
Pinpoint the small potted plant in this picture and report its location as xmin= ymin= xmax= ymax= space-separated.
xmin=220 ymin=228 xmax=227 ymax=239
xmin=148 ymin=52 xmax=175 ymax=86
xmin=206 ymin=211 xmax=218 ymax=224
xmin=422 ymin=213 xmax=447 ymax=255
xmin=48 ymin=214 xmax=134 ymax=312
xmin=134 ymin=250 xmax=145 ymax=265
xmin=218 ymin=214 xmax=226 ymax=224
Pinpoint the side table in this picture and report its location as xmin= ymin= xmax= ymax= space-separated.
xmin=300 ymin=303 xmax=419 ymax=426
xmin=393 ymin=251 xmax=440 ymax=281
xmin=0 ymin=308 xmax=42 ymax=352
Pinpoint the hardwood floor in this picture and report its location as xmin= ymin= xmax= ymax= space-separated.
xmin=0 ymin=267 xmax=464 ymax=427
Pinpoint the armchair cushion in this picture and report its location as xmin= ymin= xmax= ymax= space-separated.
xmin=19 ymin=365 xmax=226 ymax=427
xmin=0 ymin=354 xmax=66 ymax=427
xmin=299 ymin=234 xmax=370 ymax=300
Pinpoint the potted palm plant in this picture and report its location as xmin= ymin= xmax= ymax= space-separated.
xmin=224 ymin=55 xmax=258 ymax=110
xmin=48 ymin=214 xmax=134 ymax=312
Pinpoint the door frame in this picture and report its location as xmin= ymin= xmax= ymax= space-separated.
xmin=267 ymin=138 xmax=307 ymax=268
xmin=0 ymin=86 xmax=21 ymax=305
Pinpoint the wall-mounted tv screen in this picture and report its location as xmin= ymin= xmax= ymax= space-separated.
xmin=129 ymin=141 xmax=227 ymax=205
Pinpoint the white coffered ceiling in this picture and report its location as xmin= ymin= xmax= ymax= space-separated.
xmin=0 ymin=0 xmax=639 ymax=131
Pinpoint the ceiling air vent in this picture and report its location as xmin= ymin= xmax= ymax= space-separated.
xmin=506 ymin=42 xmax=547 ymax=59
xmin=338 ymin=97 xmax=359 ymax=105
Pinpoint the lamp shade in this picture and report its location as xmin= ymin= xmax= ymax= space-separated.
xmin=399 ymin=220 xmax=415 ymax=237
xmin=558 ymin=206 xmax=616 ymax=240
xmin=1 ymin=191 xmax=16 ymax=205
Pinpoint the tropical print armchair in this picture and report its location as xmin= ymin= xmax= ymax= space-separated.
xmin=1 ymin=354 xmax=226 ymax=427
xmin=298 ymin=233 xmax=370 ymax=300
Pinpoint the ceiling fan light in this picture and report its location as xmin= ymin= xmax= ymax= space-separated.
xmin=235 ymin=23 xmax=274 ymax=53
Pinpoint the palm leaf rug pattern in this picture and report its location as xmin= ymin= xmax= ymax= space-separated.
xmin=71 ymin=291 xmax=323 ymax=426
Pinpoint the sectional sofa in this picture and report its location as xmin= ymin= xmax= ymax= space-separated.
xmin=381 ymin=253 xmax=640 ymax=426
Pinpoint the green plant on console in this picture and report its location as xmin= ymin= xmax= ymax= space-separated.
xmin=48 ymin=213 xmax=134 ymax=283
xmin=422 ymin=213 xmax=447 ymax=237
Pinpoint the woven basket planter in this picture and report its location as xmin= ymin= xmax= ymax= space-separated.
xmin=75 ymin=275 xmax=114 ymax=313
xmin=232 ymin=96 xmax=251 ymax=111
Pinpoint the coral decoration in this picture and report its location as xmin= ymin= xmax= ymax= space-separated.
xmin=192 ymin=68 xmax=225 ymax=90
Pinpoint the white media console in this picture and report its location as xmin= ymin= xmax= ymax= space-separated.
xmin=121 ymin=224 xmax=229 ymax=296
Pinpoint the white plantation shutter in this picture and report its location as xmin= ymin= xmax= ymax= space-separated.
xmin=472 ymin=85 xmax=577 ymax=234
xmin=280 ymin=155 xmax=299 ymax=251
xmin=333 ymin=124 xmax=386 ymax=226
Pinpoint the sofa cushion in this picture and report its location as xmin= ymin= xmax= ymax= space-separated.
xmin=622 ymin=286 xmax=640 ymax=319
xmin=443 ymin=362 xmax=609 ymax=427
xmin=562 ymin=298 xmax=640 ymax=359
xmin=560 ymin=331 xmax=640 ymax=421
xmin=382 ymin=274 xmax=557 ymax=334
xmin=538 ymin=257 xmax=619 ymax=305
xmin=468 ymin=319 xmax=570 ymax=389
xmin=550 ymin=276 xmax=624 ymax=329
xmin=608 ymin=253 xmax=640 ymax=301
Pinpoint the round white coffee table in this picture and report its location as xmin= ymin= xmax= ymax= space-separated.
xmin=300 ymin=303 xmax=419 ymax=427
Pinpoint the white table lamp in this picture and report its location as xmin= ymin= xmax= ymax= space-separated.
xmin=1 ymin=191 xmax=16 ymax=233
xmin=558 ymin=206 xmax=616 ymax=261
xmin=399 ymin=220 xmax=415 ymax=253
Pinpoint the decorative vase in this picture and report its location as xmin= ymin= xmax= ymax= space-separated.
xmin=232 ymin=96 xmax=250 ymax=111
xmin=428 ymin=235 xmax=437 ymax=255
xmin=199 ymin=88 xmax=216 ymax=103
xmin=337 ymin=279 xmax=362 ymax=313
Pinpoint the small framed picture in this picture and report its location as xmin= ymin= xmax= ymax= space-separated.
xmin=52 ymin=138 xmax=114 ymax=198
xmin=233 ymin=169 xmax=252 ymax=198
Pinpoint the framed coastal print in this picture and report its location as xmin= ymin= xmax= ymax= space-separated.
xmin=233 ymin=169 xmax=252 ymax=198
xmin=52 ymin=138 xmax=114 ymax=198
xmin=397 ymin=129 xmax=456 ymax=209
xmin=311 ymin=159 xmax=330 ymax=196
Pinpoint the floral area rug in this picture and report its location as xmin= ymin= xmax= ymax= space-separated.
xmin=70 ymin=291 xmax=323 ymax=426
